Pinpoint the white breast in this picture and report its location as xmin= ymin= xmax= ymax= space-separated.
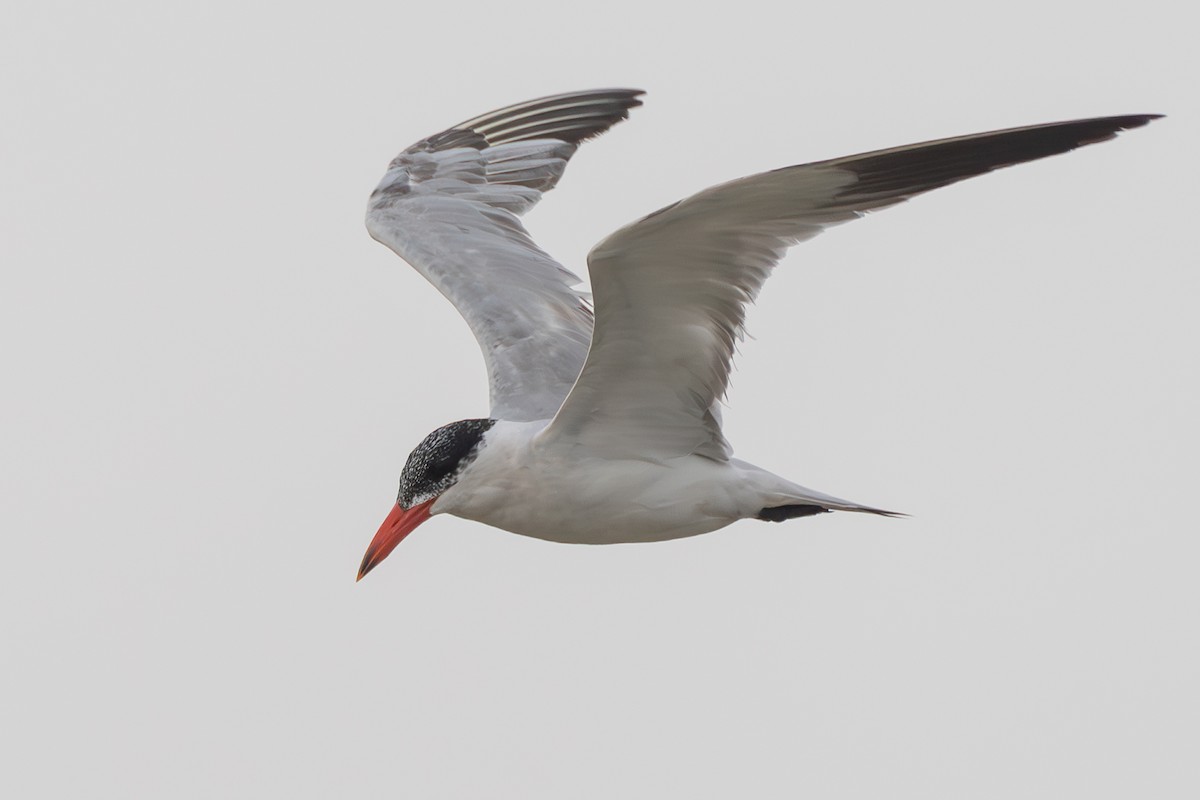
xmin=432 ymin=420 xmax=760 ymax=544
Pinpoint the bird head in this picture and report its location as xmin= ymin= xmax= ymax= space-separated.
xmin=357 ymin=418 xmax=495 ymax=581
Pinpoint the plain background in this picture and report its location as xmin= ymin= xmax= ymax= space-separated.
xmin=3 ymin=1 xmax=1196 ymax=797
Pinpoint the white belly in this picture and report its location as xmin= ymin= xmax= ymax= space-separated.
xmin=432 ymin=421 xmax=761 ymax=544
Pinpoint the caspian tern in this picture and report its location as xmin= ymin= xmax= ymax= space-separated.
xmin=356 ymin=89 xmax=1158 ymax=580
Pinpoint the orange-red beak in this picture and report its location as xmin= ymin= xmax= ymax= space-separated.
xmin=357 ymin=499 xmax=436 ymax=581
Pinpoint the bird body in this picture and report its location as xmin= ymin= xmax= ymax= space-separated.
xmin=355 ymin=88 xmax=1159 ymax=579
xmin=432 ymin=419 xmax=876 ymax=545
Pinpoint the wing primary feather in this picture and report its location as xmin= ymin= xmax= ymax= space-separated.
xmin=410 ymin=89 xmax=644 ymax=154
xmin=825 ymin=114 xmax=1161 ymax=200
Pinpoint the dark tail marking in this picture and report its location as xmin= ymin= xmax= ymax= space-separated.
xmin=757 ymin=504 xmax=831 ymax=522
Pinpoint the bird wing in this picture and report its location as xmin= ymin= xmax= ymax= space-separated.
xmin=366 ymin=89 xmax=644 ymax=422
xmin=541 ymin=114 xmax=1160 ymax=460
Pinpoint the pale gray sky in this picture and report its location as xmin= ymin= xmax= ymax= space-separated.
xmin=3 ymin=1 xmax=1196 ymax=797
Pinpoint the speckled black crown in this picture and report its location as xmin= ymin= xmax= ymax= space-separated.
xmin=398 ymin=419 xmax=495 ymax=508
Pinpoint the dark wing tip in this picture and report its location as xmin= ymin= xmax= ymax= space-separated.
xmin=832 ymin=113 xmax=1163 ymax=200
xmin=414 ymin=89 xmax=645 ymax=154
xmin=1115 ymin=113 xmax=1165 ymax=125
xmin=1064 ymin=113 xmax=1163 ymax=144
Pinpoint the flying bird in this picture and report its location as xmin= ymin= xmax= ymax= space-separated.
xmin=357 ymin=89 xmax=1158 ymax=580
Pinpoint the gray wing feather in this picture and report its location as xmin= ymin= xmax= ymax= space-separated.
xmin=366 ymin=89 xmax=644 ymax=421
xmin=543 ymin=114 xmax=1160 ymax=460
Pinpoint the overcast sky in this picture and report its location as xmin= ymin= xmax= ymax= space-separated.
xmin=3 ymin=1 xmax=1196 ymax=797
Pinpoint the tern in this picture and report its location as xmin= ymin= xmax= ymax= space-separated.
xmin=356 ymin=89 xmax=1157 ymax=580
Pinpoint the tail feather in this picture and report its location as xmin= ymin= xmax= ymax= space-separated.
xmin=757 ymin=502 xmax=905 ymax=521
xmin=757 ymin=504 xmax=829 ymax=522
xmin=733 ymin=458 xmax=904 ymax=520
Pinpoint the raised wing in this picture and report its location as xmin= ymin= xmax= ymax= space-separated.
xmin=542 ymin=114 xmax=1160 ymax=460
xmin=366 ymin=89 xmax=644 ymax=421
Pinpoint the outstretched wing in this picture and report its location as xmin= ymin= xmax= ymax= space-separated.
xmin=541 ymin=114 xmax=1160 ymax=460
xmin=366 ymin=89 xmax=644 ymax=421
